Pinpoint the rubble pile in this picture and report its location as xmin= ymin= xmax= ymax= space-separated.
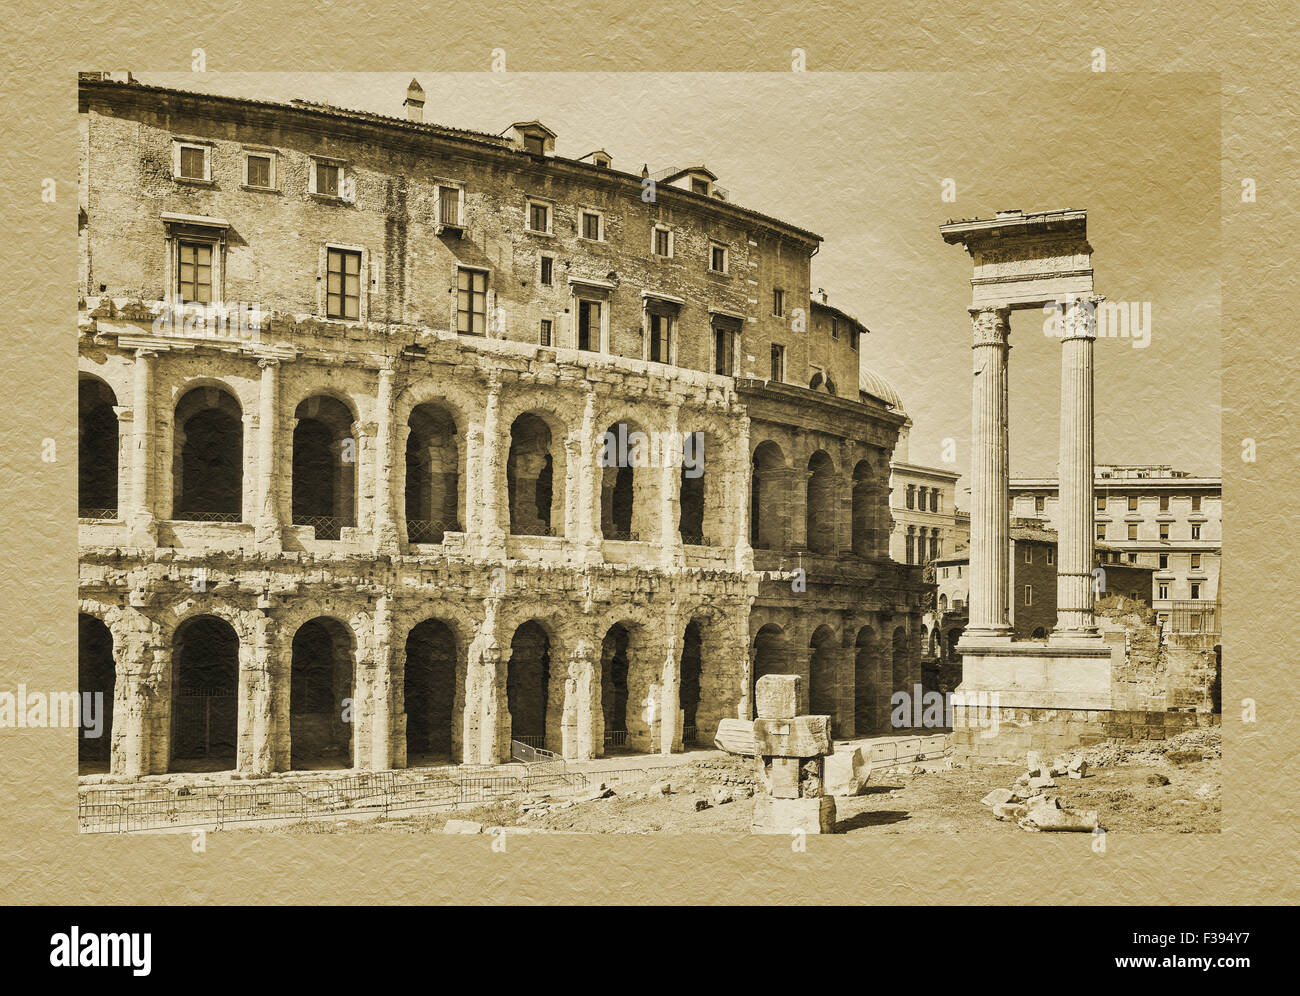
xmin=980 ymin=750 xmax=1101 ymax=833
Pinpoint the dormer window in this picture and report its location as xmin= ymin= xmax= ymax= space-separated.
xmin=593 ymin=153 xmax=611 ymax=168
xmin=524 ymin=135 xmax=545 ymax=155
xmin=691 ymin=178 xmax=709 ymax=195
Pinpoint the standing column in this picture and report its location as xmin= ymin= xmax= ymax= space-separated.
xmin=660 ymin=403 xmax=684 ymax=567
xmin=369 ymin=594 xmax=395 ymax=769
xmin=479 ymin=374 xmax=505 ymax=547
xmin=967 ymin=307 xmax=1012 ymax=637
xmin=128 ymin=349 xmax=158 ymax=545
xmin=733 ymin=415 xmax=753 ymax=570
xmin=255 ymin=358 xmax=281 ymax=548
xmin=373 ymin=363 xmax=399 ymax=554
xmin=1054 ymin=297 xmax=1101 ymax=637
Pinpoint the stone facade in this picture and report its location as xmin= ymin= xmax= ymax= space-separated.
xmin=76 ymin=78 xmax=929 ymax=777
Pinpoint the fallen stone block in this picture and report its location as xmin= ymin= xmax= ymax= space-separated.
xmin=1068 ymin=757 xmax=1089 ymax=779
xmin=694 ymin=798 xmax=711 ymax=812
xmin=1146 ymin=772 xmax=1170 ymax=787
xmin=1027 ymin=775 xmax=1056 ymax=790
xmin=824 ymin=746 xmax=870 ymax=797
xmin=752 ymin=795 xmax=837 ymax=835
xmin=993 ymin=802 xmax=1027 ymax=822
xmin=443 ymin=819 xmax=484 ymax=834
xmin=710 ymin=785 xmax=734 ymax=806
xmin=981 ymin=788 xmax=1014 ymax=807
xmin=1026 ymin=750 xmax=1042 ymax=773
xmin=1025 ymin=807 xmax=1100 ymax=832
xmin=653 ymin=781 xmax=672 ymax=795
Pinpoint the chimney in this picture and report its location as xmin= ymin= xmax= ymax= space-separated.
xmin=404 ymin=78 xmax=425 ymax=122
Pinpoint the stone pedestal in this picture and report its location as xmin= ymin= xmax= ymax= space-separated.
xmin=752 ymin=795 xmax=836 ymax=835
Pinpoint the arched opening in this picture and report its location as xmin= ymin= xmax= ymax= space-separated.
xmin=601 ymin=421 xmax=654 ymax=542
xmin=938 ymin=593 xmax=949 ymax=612
xmin=600 ymin=623 xmax=633 ymax=750
xmin=289 ymin=617 xmax=354 ymax=769
xmin=1211 ymin=644 xmax=1222 ymax=712
xmin=78 ymin=614 xmax=115 ymax=773
xmin=946 ymin=629 xmax=961 ymax=660
xmin=750 ymin=441 xmax=787 ymax=550
xmin=850 ymin=459 xmax=873 ymax=557
xmin=679 ymin=620 xmax=703 ymax=745
xmin=173 ymin=386 xmax=243 ymax=522
xmin=806 ymin=451 xmax=837 ymax=554
xmin=405 ymin=403 xmax=461 ymax=543
xmin=853 ymin=626 xmax=877 ymax=735
xmin=507 ymin=621 xmax=551 ymax=747
xmin=809 ymin=625 xmax=839 ymax=722
xmin=292 ymin=396 xmax=356 ymax=540
xmin=1029 ymin=626 xmax=1048 ymax=641
xmin=678 ymin=432 xmax=705 ymax=545
xmin=404 ymin=618 xmax=459 ymax=764
xmin=171 ymin=615 xmax=239 ymax=770
xmin=752 ymin=623 xmax=789 ymax=712
xmin=891 ymin=626 xmax=910 ymax=730
xmin=79 ymin=377 xmax=119 ymax=519
xmin=507 ymin=413 xmax=561 ymax=536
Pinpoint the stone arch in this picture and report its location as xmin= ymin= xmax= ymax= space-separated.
xmin=170 ymin=614 xmax=240 ymax=770
xmin=851 ymin=459 xmax=876 ymax=557
xmin=403 ymin=617 xmax=462 ymax=764
xmin=292 ymin=395 xmax=357 ymax=540
xmin=751 ymin=622 xmax=790 ymax=711
xmin=405 ymin=402 xmax=462 ymax=543
xmin=853 ymin=625 xmax=879 ymax=735
xmin=808 ymin=623 xmax=839 ymax=721
xmin=78 ymin=613 xmax=115 ymax=773
xmin=806 ymin=450 xmax=837 ymax=554
xmin=599 ymin=418 xmax=658 ymax=542
xmin=172 ymin=384 xmax=243 ymax=522
xmin=750 ymin=440 xmax=788 ymax=550
xmin=596 ymin=617 xmax=659 ymax=753
xmin=289 ymin=616 xmax=355 ymax=769
xmin=507 ymin=411 xmax=565 ymax=537
xmin=506 ymin=619 xmax=555 ymax=749
xmin=79 ymin=375 xmax=119 ymax=519
xmin=891 ymin=625 xmax=911 ymax=729
xmin=678 ymin=619 xmax=704 ymax=744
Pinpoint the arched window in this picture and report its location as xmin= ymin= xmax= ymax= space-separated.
xmin=173 ymin=386 xmax=243 ymax=522
xmin=507 ymin=414 xmax=562 ymax=536
xmin=806 ymin=451 xmax=836 ymax=554
xmin=292 ymin=396 xmax=356 ymax=540
xmin=507 ymin=621 xmax=551 ymax=748
xmin=79 ymin=378 xmax=119 ymax=519
xmin=171 ymin=615 xmax=239 ymax=769
xmin=405 ymin=404 xmax=461 ymax=543
xmin=750 ymin=442 xmax=787 ymax=550
xmin=404 ymin=618 xmax=459 ymax=763
xmin=78 ymin=614 xmax=115 ymax=772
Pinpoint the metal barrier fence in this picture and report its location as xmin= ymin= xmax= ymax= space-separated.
xmin=79 ymin=762 xmax=587 ymax=833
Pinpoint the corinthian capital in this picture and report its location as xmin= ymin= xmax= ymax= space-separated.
xmin=969 ymin=307 xmax=1011 ymax=347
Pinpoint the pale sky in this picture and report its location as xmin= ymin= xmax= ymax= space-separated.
xmin=136 ymin=72 xmax=1223 ymax=503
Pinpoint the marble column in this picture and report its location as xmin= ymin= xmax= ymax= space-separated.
xmin=967 ymin=307 xmax=1012 ymax=637
xmin=479 ymin=375 xmax=505 ymax=547
xmin=660 ymin=403 xmax=684 ymax=567
xmin=255 ymin=358 xmax=281 ymax=548
xmin=1054 ymin=297 xmax=1101 ymax=637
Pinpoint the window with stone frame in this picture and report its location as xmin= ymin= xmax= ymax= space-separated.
xmin=580 ymin=210 xmax=602 ymax=241
xmin=456 ymin=267 xmax=488 ymax=335
xmin=648 ymin=312 xmax=672 ymax=363
xmin=245 ymin=152 xmax=273 ymax=189
xmin=326 ymin=247 xmax=362 ymax=320
xmin=528 ymin=200 xmax=551 ymax=233
xmin=539 ymin=255 xmax=554 ymax=286
xmin=539 ymin=319 xmax=552 ymax=347
xmin=770 ymin=342 xmax=785 ymax=381
xmin=176 ymin=240 xmax=213 ymax=304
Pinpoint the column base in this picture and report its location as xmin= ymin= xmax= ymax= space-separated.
xmin=1049 ymin=628 xmax=1104 ymax=647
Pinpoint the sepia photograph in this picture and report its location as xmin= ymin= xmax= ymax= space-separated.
xmin=71 ymin=70 xmax=1223 ymax=841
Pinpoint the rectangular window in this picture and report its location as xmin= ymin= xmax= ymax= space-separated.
xmin=1159 ymin=494 xmax=1170 ymax=511
xmin=1191 ymin=553 xmax=1201 ymax=569
xmin=581 ymin=211 xmax=602 ymax=241
xmin=316 ymin=161 xmax=340 ymax=196
xmin=1158 ymin=582 xmax=1170 ymax=599
xmin=1128 ymin=523 xmax=1138 ymax=540
xmin=1024 ymin=585 xmax=1033 ymax=606
xmin=1128 ymin=495 xmax=1139 ymax=511
xmin=1191 ymin=523 xmax=1201 ymax=539
xmin=1035 ymin=496 xmax=1046 ymax=513
xmin=1096 ymin=523 xmax=1106 ymax=540
xmin=1024 ymin=546 xmax=1032 ymax=564
xmin=1159 ymin=553 xmax=1168 ymax=569
xmin=539 ymin=319 xmax=552 ymax=347
xmin=577 ymin=299 xmax=601 ymax=351
xmin=850 ymin=328 xmax=859 ymax=351
xmin=831 ymin=317 xmax=839 ymax=341
xmin=1190 ymin=582 xmax=1201 ymax=599
xmin=1047 ymin=548 xmax=1055 ymax=565
xmin=439 ymin=186 xmax=462 ymax=227
xmin=714 ymin=327 xmax=735 ymax=376
xmin=1096 ymin=494 xmax=1106 ymax=511
xmin=649 ymin=313 xmax=671 ymax=363
xmin=539 ymin=256 xmax=553 ymax=287
xmin=691 ymin=177 xmax=709 ymax=194
xmin=176 ymin=241 xmax=213 ymax=304
xmin=528 ymin=201 xmax=550 ymax=233
xmin=772 ymin=289 xmax=784 ymax=317
xmin=326 ymin=248 xmax=361 ymax=320
xmin=770 ymin=343 xmax=785 ymax=380
xmin=1191 ymin=494 xmax=1202 ymax=511
xmin=524 ymin=135 xmax=545 ymax=155
xmin=245 ymin=154 xmax=272 ymax=189
xmin=710 ymin=243 xmax=728 ymax=273
xmin=456 ymin=267 xmax=487 ymax=335
xmin=653 ymin=227 xmax=672 ymax=257
xmin=177 ymin=144 xmax=207 ymax=181
xmin=1159 ymin=523 xmax=1170 ymax=540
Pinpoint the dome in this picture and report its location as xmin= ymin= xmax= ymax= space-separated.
xmin=859 ymin=366 xmax=906 ymax=414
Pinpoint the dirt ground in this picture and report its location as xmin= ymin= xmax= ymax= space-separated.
xmin=262 ymin=727 xmax=1220 ymax=837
